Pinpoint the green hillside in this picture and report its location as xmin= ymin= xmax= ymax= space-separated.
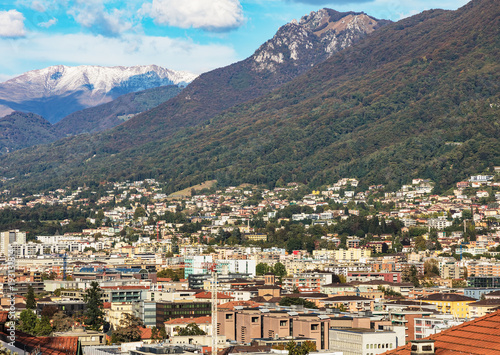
xmin=0 ymin=112 xmax=58 ymax=155
xmin=0 ymin=0 xmax=498 ymax=194
xmin=54 ymin=85 xmax=182 ymax=136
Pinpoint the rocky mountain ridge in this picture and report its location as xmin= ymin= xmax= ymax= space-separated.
xmin=251 ymin=9 xmax=389 ymax=74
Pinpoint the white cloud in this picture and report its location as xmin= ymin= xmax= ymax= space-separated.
xmin=0 ymin=10 xmax=27 ymax=38
xmin=0 ymin=32 xmax=240 ymax=75
xmin=30 ymin=1 xmax=47 ymax=12
xmin=38 ymin=18 xmax=58 ymax=28
xmin=144 ymin=0 xmax=244 ymax=32
xmin=67 ymin=1 xmax=132 ymax=37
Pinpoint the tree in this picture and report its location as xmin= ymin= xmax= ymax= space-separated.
xmin=414 ymin=235 xmax=427 ymax=251
xmin=158 ymin=325 xmax=167 ymax=340
xmin=19 ymin=309 xmax=38 ymax=335
xmin=256 ymin=263 xmax=270 ymax=276
xmin=40 ymin=305 xmax=59 ymax=319
xmin=452 ymin=279 xmax=468 ymax=288
xmin=112 ymin=313 xmax=144 ymax=343
xmin=26 ymin=285 xmax=37 ymax=310
xmin=34 ymin=316 xmax=53 ymax=336
xmin=285 ymin=341 xmax=316 ymax=355
xmin=134 ymin=206 xmax=147 ymax=219
xmin=52 ymin=311 xmax=74 ymax=332
xmin=83 ymin=281 xmax=105 ymax=331
xmin=273 ymin=262 xmax=287 ymax=281
xmin=424 ymin=259 xmax=440 ymax=278
xmin=402 ymin=265 xmax=420 ymax=287
xmin=279 ymin=297 xmax=318 ymax=309
xmin=176 ymin=323 xmax=206 ymax=336
xmin=157 ymin=268 xmax=184 ymax=281
xmin=151 ymin=326 xmax=160 ymax=343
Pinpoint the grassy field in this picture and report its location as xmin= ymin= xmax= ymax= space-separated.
xmin=168 ymin=180 xmax=218 ymax=198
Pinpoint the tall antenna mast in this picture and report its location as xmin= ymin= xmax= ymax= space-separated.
xmin=205 ymin=262 xmax=218 ymax=355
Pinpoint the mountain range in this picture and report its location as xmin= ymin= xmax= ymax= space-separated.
xmin=0 ymin=0 xmax=498 ymax=194
xmin=0 ymin=64 xmax=196 ymax=124
xmin=0 ymin=9 xmax=388 ymax=156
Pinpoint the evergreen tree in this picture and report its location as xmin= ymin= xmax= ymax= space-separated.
xmin=19 ymin=309 xmax=38 ymax=335
xmin=158 ymin=326 xmax=167 ymax=340
xmin=83 ymin=281 xmax=105 ymax=331
xmin=25 ymin=285 xmax=37 ymax=310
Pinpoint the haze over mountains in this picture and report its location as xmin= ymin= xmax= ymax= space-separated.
xmin=0 ymin=64 xmax=197 ymax=123
xmin=0 ymin=0 xmax=498 ymax=194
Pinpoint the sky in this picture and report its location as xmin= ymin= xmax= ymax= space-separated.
xmin=0 ymin=0 xmax=470 ymax=82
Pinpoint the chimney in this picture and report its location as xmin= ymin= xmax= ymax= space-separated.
xmin=410 ymin=340 xmax=435 ymax=355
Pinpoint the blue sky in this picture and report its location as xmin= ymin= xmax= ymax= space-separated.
xmin=0 ymin=0 xmax=470 ymax=81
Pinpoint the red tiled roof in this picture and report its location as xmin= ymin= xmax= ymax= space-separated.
xmin=2 ymin=331 xmax=79 ymax=355
xmin=164 ymin=316 xmax=211 ymax=325
xmin=0 ymin=311 xmax=8 ymax=324
xmin=195 ymin=291 xmax=234 ymax=300
xmin=157 ymin=277 xmax=173 ymax=282
xmin=218 ymin=301 xmax=262 ymax=310
xmin=383 ymin=310 xmax=500 ymax=355
xmin=101 ymin=286 xmax=149 ymax=290
xmin=140 ymin=327 xmax=152 ymax=339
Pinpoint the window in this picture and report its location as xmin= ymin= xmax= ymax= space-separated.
xmin=251 ymin=317 xmax=259 ymax=323
xmin=226 ymin=314 xmax=233 ymax=320
xmin=311 ymin=324 xmax=319 ymax=330
xmin=280 ymin=320 xmax=287 ymax=327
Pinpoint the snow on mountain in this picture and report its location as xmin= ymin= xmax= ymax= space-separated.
xmin=0 ymin=64 xmax=197 ymax=123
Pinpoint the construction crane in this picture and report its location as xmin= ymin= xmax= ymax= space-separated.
xmin=204 ymin=262 xmax=218 ymax=355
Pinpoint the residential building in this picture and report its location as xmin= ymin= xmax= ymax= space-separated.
xmin=155 ymin=301 xmax=211 ymax=327
xmin=414 ymin=315 xmax=464 ymax=339
xmin=385 ymin=310 xmax=500 ymax=354
xmin=419 ymin=294 xmax=475 ymax=318
xmin=468 ymin=298 xmax=500 ymax=318
xmin=329 ymin=328 xmax=399 ymax=355
xmin=0 ymin=230 xmax=26 ymax=256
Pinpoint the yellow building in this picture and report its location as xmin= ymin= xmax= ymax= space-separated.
xmin=468 ymin=299 xmax=500 ymax=318
xmin=419 ymin=293 xmax=475 ymax=318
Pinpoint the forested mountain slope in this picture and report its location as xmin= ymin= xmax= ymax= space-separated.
xmin=0 ymin=0 xmax=498 ymax=194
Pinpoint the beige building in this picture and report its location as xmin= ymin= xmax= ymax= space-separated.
xmin=0 ymin=230 xmax=26 ymax=256
xmin=334 ymin=248 xmax=372 ymax=261
xmin=108 ymin=302 xmax=134 ymax=328
xmin=468 ymin=299 xmax=500 ymax=318
xmin=217 ymin=308 xmax=329 ymax=350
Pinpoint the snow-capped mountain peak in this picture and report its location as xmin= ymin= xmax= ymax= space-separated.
xmin=0 ymin=64 xmax=198 ymax=123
